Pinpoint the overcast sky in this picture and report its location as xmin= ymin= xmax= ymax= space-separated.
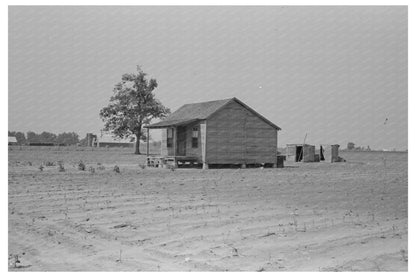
xmin=9 ymin=6 xmax=407 ymax=150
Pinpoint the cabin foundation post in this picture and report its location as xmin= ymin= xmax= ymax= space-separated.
xmin=272 ymin=163 xmax=277 ymax=168
xmin=241 ymin=163 xmax=247 ymax=169
xmin=203 ymin=163 xmax=209 ymax=170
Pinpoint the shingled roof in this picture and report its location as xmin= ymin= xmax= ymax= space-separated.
xmin=145 ymin=97 xmax=281 ymax=130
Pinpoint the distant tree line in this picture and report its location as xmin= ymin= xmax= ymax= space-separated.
xmin=8 ymin=131 xmax=79 ymax=146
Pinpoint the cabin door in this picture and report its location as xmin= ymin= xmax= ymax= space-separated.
xmin=296 ymin=146 xmax=303 ymax=162
xmin=176 ymin=126 xmax=187 ymax=156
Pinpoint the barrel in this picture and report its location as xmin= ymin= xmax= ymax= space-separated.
xmin=276 ymin=155 xmax=285 ymax=168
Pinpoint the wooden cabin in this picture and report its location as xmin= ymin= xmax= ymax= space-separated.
xmin=145 ymin=97 xmax=281 ymax=169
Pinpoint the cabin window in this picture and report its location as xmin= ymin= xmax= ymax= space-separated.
xmin=192 ymin=127 xmax=198 ymax=148
xmin=167 ymin=128 xmax=173 ymax=148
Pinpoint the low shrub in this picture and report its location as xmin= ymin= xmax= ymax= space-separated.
xmin=78 ymin=160 xmax=86 ymax=171
xmin=44 ymin=161 xmax=55 ymax=166
xmin=57 ymin=161 xmax=65 ymax=172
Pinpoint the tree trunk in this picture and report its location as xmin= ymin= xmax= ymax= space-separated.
xmin=134 ymin=130 xmax=141 ymax=155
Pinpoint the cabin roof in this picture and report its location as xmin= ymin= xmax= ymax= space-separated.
xmin=145 ymin=97 xmax=281 ymax=130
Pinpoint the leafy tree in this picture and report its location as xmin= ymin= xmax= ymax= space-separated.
xmin=14 ymin=132 xmax=26 ymax=144
xmin=99 ymin=66 xmax=170 ymax=154
xmin=26 ymin=131 xmax=40 ymax=144
xmin=56 ymin=132 xmax=79 ymax=145
xmin=39 ymin=131 xmax=57 ymax=144
xmin=27 ymin=131 xmax=58 ymax=144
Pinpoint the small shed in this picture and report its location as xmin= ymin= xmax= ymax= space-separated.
xmin=319 ymin=144 xmax=340 ymax=163
xmin=86 ymin=133 xmax=97 ymax=147
xmin=145 ymin=97 xmax=281 ymax=168
xmin=286 ymin=144 xmax=315 ymax=162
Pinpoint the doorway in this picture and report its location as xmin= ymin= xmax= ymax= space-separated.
xmin=176 ymin=126 xmax=187 ymax=156
xmin=295 ymin=146 xmax=303 ymax=162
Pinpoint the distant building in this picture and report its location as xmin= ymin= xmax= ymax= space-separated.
xmin=96 ymin=134 xmax=135 ymax=148
xmin=86 ymin=133 xmax=97 ymax=147
xmin=8 ymin=136 xmax=17 ymax=145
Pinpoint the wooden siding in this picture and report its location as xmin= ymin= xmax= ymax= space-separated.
xmin=160 ymin=128 xmax=174 ymax=156
xmin=184 ymin=122 xmax=202 ymax=159
xmin=320 ymin=144 xmax=339 ymax=163
xmin=201 ymin=122 xmax=207 ymax=165
xmin=159 ymin=124 xmax=203 ymax=161
xmin=303 ymin=145 xmax=315 ymax=162
xmin=205 ymin=100 xmax=277 ymax=164
xmin=286 ymin=145 xmax=298 ymax=162
xmin=160 ymin=128 xmax=167 ymax=156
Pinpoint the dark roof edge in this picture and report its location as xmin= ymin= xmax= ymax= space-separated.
xmin=181 ymin=97 xmax=234 ymax=107
xmin=144 ymin=118 xmax=201 ymax=129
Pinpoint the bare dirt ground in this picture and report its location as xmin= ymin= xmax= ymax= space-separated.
xmin=8 ymin=147 xmax=407 ymax=271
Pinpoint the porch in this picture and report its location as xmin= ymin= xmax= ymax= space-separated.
xmin=146 ymin=155 xmax=199 ymax=168
xmin=144 ymin=118 xmax=204 ymax=168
